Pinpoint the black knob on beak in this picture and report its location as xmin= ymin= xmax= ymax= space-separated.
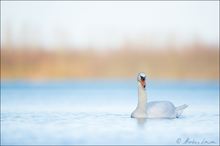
xmin=141 ymin=76 xmax=145 ymax=81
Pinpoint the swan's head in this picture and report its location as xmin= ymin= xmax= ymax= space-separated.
xmin=137 ymin=72 xmax=146 ymax=89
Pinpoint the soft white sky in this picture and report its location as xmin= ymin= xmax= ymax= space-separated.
xmin=1 ymin=1 xmax=219 ymax=49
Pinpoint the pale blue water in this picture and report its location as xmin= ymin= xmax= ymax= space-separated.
xmin=1 ymin=80 xmax=219 ymax=145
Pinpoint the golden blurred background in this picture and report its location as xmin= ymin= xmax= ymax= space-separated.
xmin=1 ymin=42 xmax=219 ymax=80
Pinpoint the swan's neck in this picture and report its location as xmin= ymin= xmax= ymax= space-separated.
xmin=137 ymin=82 xmax=147 ymax=111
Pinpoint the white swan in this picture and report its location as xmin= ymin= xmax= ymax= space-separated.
xmin=131 ymin=72 xmax=188 ymax=119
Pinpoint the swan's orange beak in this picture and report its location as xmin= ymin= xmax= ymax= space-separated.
xmin=140 ymin=79 xmax=146 ymax=89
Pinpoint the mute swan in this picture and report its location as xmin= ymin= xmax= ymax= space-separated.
xmin=131 ymin=72 xmax=188 ymax=118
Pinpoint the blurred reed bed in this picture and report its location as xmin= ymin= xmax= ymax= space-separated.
xmin=1 ymin=43 xmax=219 ymax=81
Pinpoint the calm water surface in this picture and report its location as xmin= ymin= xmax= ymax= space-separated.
xmin=1 ymin=80 xmax=219 ymax=145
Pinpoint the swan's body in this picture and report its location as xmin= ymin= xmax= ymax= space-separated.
xmin=131 ymin=73 xmax=188 ymax=119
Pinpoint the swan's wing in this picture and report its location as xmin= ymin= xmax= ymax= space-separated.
xmin=146 ymin=101 xmax=176 ymax=118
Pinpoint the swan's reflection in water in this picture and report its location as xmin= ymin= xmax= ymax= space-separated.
xmin=136 ymin=118 xmax=147 ymax=128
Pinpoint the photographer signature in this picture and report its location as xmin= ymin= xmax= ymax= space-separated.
xmin=176 ymin=137 xmax=216 ymax=145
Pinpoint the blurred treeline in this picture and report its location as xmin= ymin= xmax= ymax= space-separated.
xmin=1 ymin=42 xmax=219 ymax=81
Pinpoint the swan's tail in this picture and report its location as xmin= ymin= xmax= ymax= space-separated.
xmin=175 ymin=104 xmax=188 ymax=118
